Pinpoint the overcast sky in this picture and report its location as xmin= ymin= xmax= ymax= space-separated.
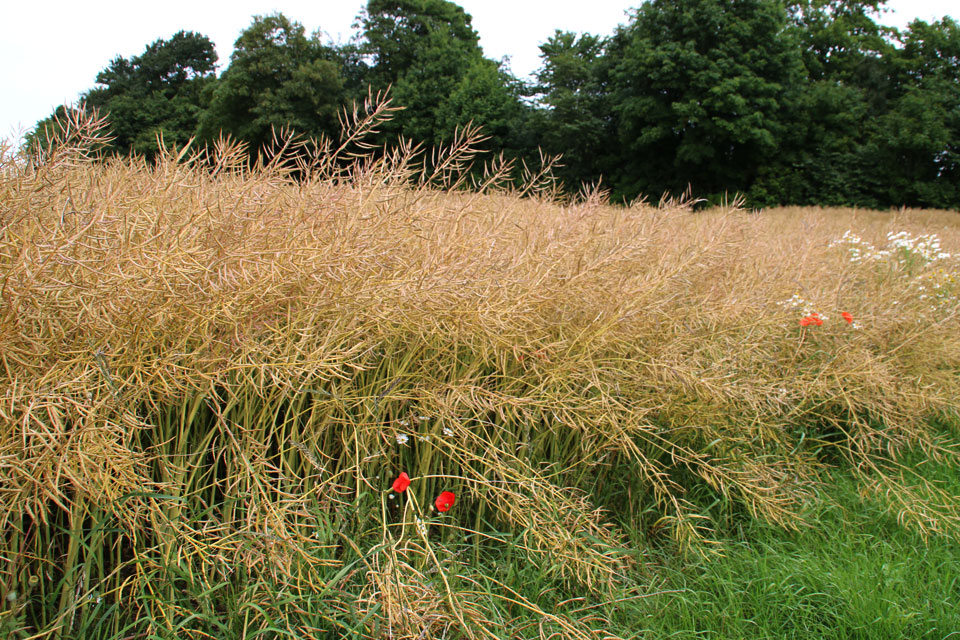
xmin=2 ymin=0 xmax=956 ymax=144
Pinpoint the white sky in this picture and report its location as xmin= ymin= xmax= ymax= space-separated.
xmin=2 ymin=0 xmax=956 ymax=144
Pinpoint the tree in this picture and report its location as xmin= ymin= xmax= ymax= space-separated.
xmin=198 ymin=13 xmax=346 ymax=151
xmin=787 ymin=0 xmax=894 ymax=77
xmin=606 ymin=0 xmax=805 ymax=201
xmin=435 ymin=58 xmax=526 ymax=152
xmin=530 ymin=31 xmax=614 ymax=190
xmin=30 ymin=31 xmax=217 ymax=158
xmin=746 ymin=1 xmax=892 ymax=206
xmin=752 ymin=3 xmax=960 ymax=209
xmin=359 ymin=0 xmax=527 ymax=148
xmin=872 ymin=18 xmax=960 ymax=208
xmin=96 ymin=31 xmax=218 ymax=95
xmin=361 ymin=0 xmax=480 ymax=85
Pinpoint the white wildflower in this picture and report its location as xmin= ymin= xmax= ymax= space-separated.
xmin=778 ymin=293 xmax=808 ymax=309
xmin=415 ymin=517 xmax=428 ymax=537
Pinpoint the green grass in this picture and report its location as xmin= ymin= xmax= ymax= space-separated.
xmin=631 ymin=467 xmax=960 ymax=638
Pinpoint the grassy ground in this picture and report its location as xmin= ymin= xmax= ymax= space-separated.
xmin=633 ymin=462 xmax=960 ymax=638
xmin=2 ymin=105 xmax=960 ymax=639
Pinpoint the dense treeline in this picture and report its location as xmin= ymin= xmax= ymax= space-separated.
xmin=28 ymin=0 xmax=960 ymax=209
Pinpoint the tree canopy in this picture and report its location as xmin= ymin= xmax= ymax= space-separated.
xmin=30 ymin=31 xmax=217 ymax=158
xmin=197 ymin=14 xmax=346 ymax=150
xmin=358 ymin=0 xmax=525 ymax=149
xmin=529 ymin=31 xmax=614 ymax=189
xmin=607 ymin=0 xmax=805 ymax=200
xmin=27 ymin=0 xmax=960 ymax=210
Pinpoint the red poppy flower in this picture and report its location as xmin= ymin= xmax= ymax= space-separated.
xmin=800 ymin=316 xmax=812 ymax=327
xmin=392 ymin=472 xmax=411 ymax=493
xmin=841 ymin=311 xmax=853 ymax=324
xmin=813 ymin=316 xmax=823 ymax=326
xmin=435 ymin=491 xmax=455 ymax=512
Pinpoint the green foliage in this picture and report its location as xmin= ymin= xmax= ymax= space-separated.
xmin=26 ymin=31 xmax=216 ymax=159
xmin=606 ymin=0 xmax=805 ymax=200
xmin=872 ymin=18 xmax=960 ymax=209
xmin=22 ymin=0 xmax=960 ymax=209
xmin=750 ymin=79 xmax=884 ymax=208
xmin=531 ymin=31 xmax=614 ymax=189
xmin=435 ymin=58 xmax=527 ymax=152
xmin=361 ymin=0 xmax=480 ymax=84
xmin=198 ymin=14 xmax=346 ymax=150
xmin=752 ymin=7 xmax=960 ymax=210
xmin=95 ymin=30 xmax=218 ymax=94
xmin=359 ymin=0 xmax=526 ymax=150
xmin=787 ymin=0 xmax=896 ymax=83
